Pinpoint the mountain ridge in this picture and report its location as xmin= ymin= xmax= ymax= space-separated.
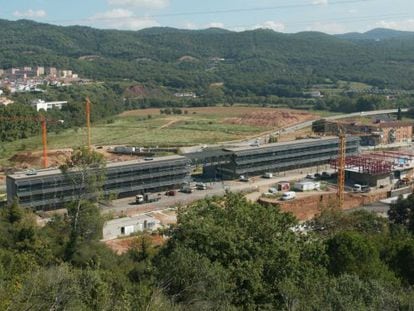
xmin=1 ymin=19 xmax=414 ymax=93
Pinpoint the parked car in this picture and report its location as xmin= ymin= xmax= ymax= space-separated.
xmin=281 ymin=191 xmax=296 ymax=200
xmin=239 ymin=175 xmax=250 ymax=182
xmin=352 ymin=184 xmax=370 ymax=193
xmin=321 ymin=172 xmax=330 ymax=179
xmin=180 ymin=186 xmax=193 ymax=193
xmin=165 ymin=190 xmax=177 ymax=196
xmin=306 ymin=174 xmax=315 ymax=180
xmin=196 ymin=182 xmax=207 ymax=190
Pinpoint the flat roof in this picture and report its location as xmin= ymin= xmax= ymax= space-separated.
xmin=105 ymin=214 xmax=159 ymax=227
xmin=183 ymin=148 xmax=233 ymax=161
xmin=8 ymin=154 xmax=187 ymax=180
xmin=224 ymin=136 xmax=354 ymax=153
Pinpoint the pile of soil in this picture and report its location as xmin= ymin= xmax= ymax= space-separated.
xmin=9 ymin=149 xmax=73 ymax=169
xmin=224 ymin=110 xmax=315 ymax=128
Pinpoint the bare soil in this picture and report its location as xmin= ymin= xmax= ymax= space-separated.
xmin=6 ymin=147 xmax=139 ymax=172
xmin=104 ymin=234 xmax=165 ymax=255
xmin=120 ymin=107 xmax=316 ymax=121
xmin=8 ymin=149 xmax=73 ymax=169
xmin=224 ymin=109 xmax=315 ymax=128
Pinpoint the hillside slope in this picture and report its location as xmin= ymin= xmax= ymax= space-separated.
xmin=1 ymin=19 xmax=414 ymax=94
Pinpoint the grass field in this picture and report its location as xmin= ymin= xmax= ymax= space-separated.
xmin=0 ymin=106 xmax=318 ymax=167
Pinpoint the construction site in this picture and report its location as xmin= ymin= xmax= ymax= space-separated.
xmin=2 ymin=99 xmax=414 ymax=241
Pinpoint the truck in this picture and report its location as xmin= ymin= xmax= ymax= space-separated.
xmin=136 ymin=193 xmax=161 ymax=204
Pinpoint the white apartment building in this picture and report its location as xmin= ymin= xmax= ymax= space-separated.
xmin=31 ymin=99 xmax=67 ymax=111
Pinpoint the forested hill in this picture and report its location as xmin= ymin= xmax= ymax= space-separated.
xmin=336 ymin=28 xmax=414 ymax=41
xmin=2 ymin=19 xmax=414 ymax=93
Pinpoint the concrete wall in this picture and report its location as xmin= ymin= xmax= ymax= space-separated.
xmin=347 ymin=171 xmax=391 ymax=187
xmin=259 ymin=190 xmax=389 ymax=221
xmin=380 ymin=126 xmax=412 ymax=144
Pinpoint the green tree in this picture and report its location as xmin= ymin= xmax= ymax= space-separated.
xmin=388 ymin=194 xmax=414 ymax=233
xmin=156 ymin=193 xmax=326 ymax=309
xmin=60 ymin=147 xmax=106 ymax=257
xmin=326 ymin=231 xmax=395 ymax=282
xmin=397 ymin=106 xmax=402 ymax=120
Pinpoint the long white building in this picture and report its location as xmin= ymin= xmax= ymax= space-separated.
xmin=31 ymin=99 xmax=67 ymax=111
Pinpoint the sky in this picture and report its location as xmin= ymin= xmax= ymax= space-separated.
xmin=0 ymin=0 xmax=413 ymax=34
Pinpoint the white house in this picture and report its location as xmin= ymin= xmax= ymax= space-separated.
xmin=31 ymin=99 xmax=67 ymax=111
xmin=103 ymin=215 xmax=161 ymax=240
xmin=0 ymin=97 xmax=14 ymax=106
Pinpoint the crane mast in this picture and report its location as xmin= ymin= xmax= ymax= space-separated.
xmin=41 ymin=116 xmax=48 ymax=168
xmin=86 ymin=97 xmax=91 ymax=149
xmin=337 ymin=128 xmax=346 ymax=208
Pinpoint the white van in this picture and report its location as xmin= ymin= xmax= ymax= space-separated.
xmin=196 ymin=182 xmax=207 ymax=190
xmin=263 ymin=172 xmax=273 ymax=179
xmin=281 ymin=191 xmax=296 ymax=200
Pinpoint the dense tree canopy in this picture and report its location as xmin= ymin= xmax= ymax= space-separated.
xmin=2 ymin=192 xmax=414 ymax=309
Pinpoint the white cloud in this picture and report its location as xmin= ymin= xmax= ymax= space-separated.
xmin=254 ymin=21 xmax=285 ymax=32
xmin=183 ymin=22 xmax=197 ymax=30
xmin=312 ymin=0 xmax=328 ymax=5
xmin=13 ymin=9 xmax=47 ymax=18
xmin=90 ymin=9 xmax=159 ymax=30
xmin=207 ymin=22 xmax=225 ymax=28
xmin=375 ymin=19 xmax=414 ymax=31
xmin=306 ymin=22 xmax=347 ymax=34
xmin=107 ymin=0 xmax=169 ymax=9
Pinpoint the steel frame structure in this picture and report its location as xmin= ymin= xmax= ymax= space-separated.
xmin=330 ymin=155 xmax=393 ymax=175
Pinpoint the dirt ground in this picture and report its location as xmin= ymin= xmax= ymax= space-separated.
xmin=259 ymin=189 xmax=390 ymax=221
xmin=120 ymin=106 xmax=316 ymax=120
xmin=104 ymin=234 xmax=165 ymax=255
xmin=224 ymin=109 xmax=315 ymax=128
xmin=7 ymin=149 xmax=73 ymax=170
xmin=4 ymin=147 xmax=140 ymax=171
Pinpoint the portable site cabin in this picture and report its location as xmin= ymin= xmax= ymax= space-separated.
xmin=294 ymin=181 xmax=321 ymax=192
xmin=277 ymin=182 xmax=290 ymax=191
xmin=103 ymin=215 xmax=161 ymax=240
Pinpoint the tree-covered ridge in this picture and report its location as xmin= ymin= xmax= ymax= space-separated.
xmin=1 ymin=19 xmax=414 ymax=92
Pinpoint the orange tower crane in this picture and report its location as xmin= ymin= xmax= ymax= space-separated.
xmin=85 ymin=97 xmax=91 ymax=149
xmin=337 ymin=127 xmax=346 ymax=209
xmin=0 ymin=115 xmax=61 ymax=168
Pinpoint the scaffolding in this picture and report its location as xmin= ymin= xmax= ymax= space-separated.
xmin=219 ymin=136 xmax=360 ymax=179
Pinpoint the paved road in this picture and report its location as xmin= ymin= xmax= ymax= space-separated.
xmin=102 ymin=165 xmax=333 ymax=216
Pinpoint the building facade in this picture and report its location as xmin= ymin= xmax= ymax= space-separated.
xmin=215 ymin=136 xmax=360 ymax=179
xmin=319 ymin=120 xmax=413 ymax=146
xmin=7 ymin=155 xmax=190 ymax=210
xmin=31 ymin=99 xmax=67 ymax=111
